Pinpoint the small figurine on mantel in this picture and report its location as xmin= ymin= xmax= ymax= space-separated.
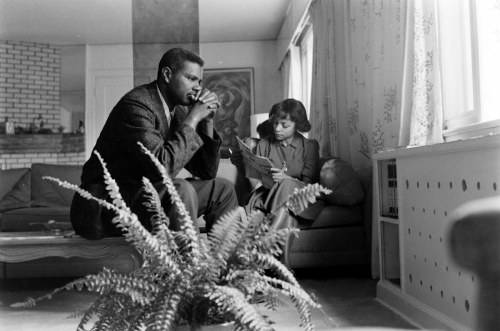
xmin=34 ymin=114 xmax=43 ymax=132
xmin=4 ymin=117 xmax=15 ymax=134
xmin=77 ymin=120 xmax=85 ymax=134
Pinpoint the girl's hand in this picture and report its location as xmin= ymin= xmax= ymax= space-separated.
xmin=270 ymin=167 xmax=291 ymax=183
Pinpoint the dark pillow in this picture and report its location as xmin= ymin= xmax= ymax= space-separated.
xmin=320 ymin=158 xmax=364 ymax=206
xmin=0 ymin=170 xmax=32 ymax=212
xmin=31 ymin=163 xmax=81 ymax=207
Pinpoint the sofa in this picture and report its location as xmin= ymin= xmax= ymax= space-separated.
xmin=0 ymin=163 xmax=82 ymax=232
xmin=284 ymin=163 xmax=372 ymax=269
xmin=0 ymin=161 xmax=238 ymax=233
xmin=0 ymin=157 xmax=371 ymax=276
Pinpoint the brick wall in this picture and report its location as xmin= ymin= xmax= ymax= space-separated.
xmin=0 ymin=152 xmax=85 ymax=170
xmin=0 ymin=40 xmax=60 ymax=131
xmin=0 ymin=40 xmax=86 ymax=169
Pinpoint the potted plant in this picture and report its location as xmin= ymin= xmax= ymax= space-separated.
xmin=13 ymin=143 xmax=331 ymax=331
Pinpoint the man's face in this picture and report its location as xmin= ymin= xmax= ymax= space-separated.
xmin=165 ymin=61 xmax=203 ymax=106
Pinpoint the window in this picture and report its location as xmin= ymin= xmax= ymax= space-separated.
xmin=298 ymin=24 xmax=314 ymax=114
xmin=287 ymin=16 xmax=314 ymax=117
xmin=439 ymin=0 xmax=500 ymax=140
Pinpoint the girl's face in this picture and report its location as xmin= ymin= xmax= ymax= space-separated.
xmin=273 ymin=114 xmax=296 ymax=142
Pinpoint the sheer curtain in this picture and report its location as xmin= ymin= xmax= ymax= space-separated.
xmin=399 ymin=0 xmax=443 ymax=146
xmin=309 ymin=0 xmax=338 ymax=159
xmin=280 ymin=47 xmax=303 ymax=101
xmin=309 ymin=0 xmax=406 ymax=277
xmin=279 ymin=52 xmax=291 ymax=99
xmin=305 ymin=0 xmax=445 ymax=277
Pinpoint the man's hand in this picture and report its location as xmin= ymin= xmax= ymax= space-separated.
xmin=184 ymin=89 xmax=220 ymax=130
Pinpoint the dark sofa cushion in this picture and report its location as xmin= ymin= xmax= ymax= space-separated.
xmin=0 ymin=169 xmax=32 ymax=212
xmin=1 ymin=207 xmax=71 ymax=232
xmin=298 ymin=204 xmax=364 ymax=230
xmin=320 ymin=158 xmax=364 ymax=206
xmin=31 ymin=163 xmax=81 ymax=207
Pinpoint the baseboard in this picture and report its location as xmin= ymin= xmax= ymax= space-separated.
xmin=376 ymin=281 xmax=473 ymax=331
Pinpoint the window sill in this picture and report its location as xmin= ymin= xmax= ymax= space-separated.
xmin=443 ymin=119 xmax=500 ymax=142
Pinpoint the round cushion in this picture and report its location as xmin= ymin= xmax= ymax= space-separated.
xmin=320 ymin=158 xmax=364 ymax=206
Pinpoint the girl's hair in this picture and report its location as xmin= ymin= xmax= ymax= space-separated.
xmin=270 ymin=98 xmax=311 ymax=132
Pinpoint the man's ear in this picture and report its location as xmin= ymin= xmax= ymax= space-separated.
xmin=162 ymin=67 xmax=173 ymax=83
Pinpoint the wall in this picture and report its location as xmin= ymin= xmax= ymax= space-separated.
xmin=0 ymin=40 xmax=86 ymax=170
xmin=0 ymin=40 xmax=60 ymax=131
xmin=84 ymin=42 xmax=280 ymax=157
xmin=200 ymin=41 xmax=282 ymax=115
xmin=61 ymin=45 xmax=85 ymax=133
xmin=0 ymin=151 xmax=85 ymax=170
xmin=276 ymin=0 xmax=311 ymax=66
xmin=85 ymin=44 xmax=134 ymax=158
xmin=132 ymin=0 xmax=199 ymax=87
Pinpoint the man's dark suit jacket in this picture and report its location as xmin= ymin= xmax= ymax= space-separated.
xmin=81 ymin=81 xmax=221 ymax=188
xmin=72 ymin=81 xmax=222 ymax=238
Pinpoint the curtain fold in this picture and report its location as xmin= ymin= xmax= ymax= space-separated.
xmin=309 ymin=0 xmax=406 ymax=278
xmin=289 ymin=46 xmax=303 ymax=100
xmin=307 ymin=0 xmax=444 ymax=278
xmin=398 ymin=0 xmax=443 ymax=147
xmin=279 ymin=51 xmax=291 ymax=100
xmin=309 ymin=0 xmax=338 ymax=159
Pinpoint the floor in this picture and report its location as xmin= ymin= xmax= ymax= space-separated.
xmin=0 ymin=266 xmax=418 ymax=331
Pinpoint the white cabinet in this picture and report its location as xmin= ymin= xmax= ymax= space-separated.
xmin=374 ymin=158 xmax=401 ymax=288
xmin=373 ymin=135 xmax=500 ymax=331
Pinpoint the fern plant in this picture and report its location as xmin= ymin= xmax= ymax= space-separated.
xmin=12 ymin=142 xmax=332 ymax=331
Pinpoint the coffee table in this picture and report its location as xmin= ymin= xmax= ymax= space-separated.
xmin=0 ymin=232 xmax=142 ymax=278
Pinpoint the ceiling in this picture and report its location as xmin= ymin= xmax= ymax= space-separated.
xmin=0 ymin=0 xmax=290 ymax=45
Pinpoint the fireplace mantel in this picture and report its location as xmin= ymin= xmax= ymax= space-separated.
xmin=0 ymin=133 xmax=84 ymax=154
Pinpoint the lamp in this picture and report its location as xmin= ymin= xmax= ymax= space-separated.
xmin=250 ymin=113 xmax=269 ymax=138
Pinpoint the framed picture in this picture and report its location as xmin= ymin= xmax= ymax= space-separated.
xmin=203 ymin=68 xmax=254 ymax=158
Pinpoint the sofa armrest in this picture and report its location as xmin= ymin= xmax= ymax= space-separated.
xmin=0 ymin=168 xmax=31 ymax=202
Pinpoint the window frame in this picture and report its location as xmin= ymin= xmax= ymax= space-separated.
xmin=440 ymin=0 xmax=500 ymax=141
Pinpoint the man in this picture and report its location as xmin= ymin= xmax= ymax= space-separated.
xmin=71 ymin=48 xmax=238 ymax=239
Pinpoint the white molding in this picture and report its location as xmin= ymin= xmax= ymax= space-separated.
xmin=377 ymin=281 xmax=473 ymax=331
xmin=373 ymin=134 xmax=500 ymax=160
xmin=443 ymin=119 xmax=500 ymax=142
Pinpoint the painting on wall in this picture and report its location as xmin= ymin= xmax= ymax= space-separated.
xmin=202 ymin=68 xmax=254 ymax=158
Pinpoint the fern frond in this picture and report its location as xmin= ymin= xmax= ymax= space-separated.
xmin=147 ymin=276 xmax=189 ymax=331
xmin=109 ymin=213 xmax=181 ymax=273
xmin=208 ymin=207 xmax=247 ymax=262
xmin=43 ymin=176 xmax=119 ymax=213
xmin=141 ymin=177 xmax=170 ymax=233
xmin=76 ymin=293 xmax=109 ymax=331
xmin=140 ymin=177 xmax=178 ymax=252
xmin=94 ymin=150 xmax=129 ymax=210
xmin=260 ymin=274 xmax=319 ymax=309
xmin=269 ymin=183 xmax=331 ymax=218
xmin=260 ymin=274 xmax=319 ymax=331
xmin=208 ymin=285 xmax=274 ymax=331
xmin=241 ymin=252 xmax=299 ymax=287
xmin=138 ymin=142 xmax=201 ymax=262
xmin=257 ymin=227 xmax=299 ymax=258
xmin=83 ymin=269 xmax=161 ymax=306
